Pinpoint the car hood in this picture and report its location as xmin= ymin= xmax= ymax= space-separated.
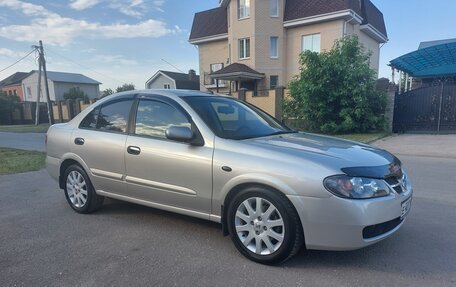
xmin=243 ymin=132 xmax=400 ymax=178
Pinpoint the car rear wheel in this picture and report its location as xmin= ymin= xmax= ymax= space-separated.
xmin=63 ymin=164 xmax=104 ymax=214
xmin=227 ymin=186 xmax=304 ymax=265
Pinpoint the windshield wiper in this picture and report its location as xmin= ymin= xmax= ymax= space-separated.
xmin=267 ymin=130 xmax=298 ymax=136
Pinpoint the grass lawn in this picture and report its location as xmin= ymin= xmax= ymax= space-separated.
xmin=0 ymin=124 xmax=50 ymax=133
xmin=332 ymin=132 xmax=391 ymax=143
xmin=0 ymin=148 xmax=46 ymax=175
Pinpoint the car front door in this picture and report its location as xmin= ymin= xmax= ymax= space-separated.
xmin=124 ymin=96 xmax=213 ymax=215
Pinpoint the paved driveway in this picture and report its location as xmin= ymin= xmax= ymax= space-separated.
xmin=1 ymin=146 xmax=455 ymax=286
xmin=372 ymin=134 xmax=456 ymax=158
xmin=0 ymin=132 xmax=46 ymax=152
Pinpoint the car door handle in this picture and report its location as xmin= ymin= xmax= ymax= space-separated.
xmin=127 ymin=146 xmax=141 ymax=155
xmin=74 ymin=137 xmax=85 ymax=145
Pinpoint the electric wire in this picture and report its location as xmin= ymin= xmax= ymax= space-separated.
xmin=44 ymin=47 xmax=127 ymax=86
xmin=0 ymin=50 xmax=35 ymax=73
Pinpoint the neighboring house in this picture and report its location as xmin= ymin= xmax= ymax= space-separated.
xmin=0 ymin=72 xmax=31 ymax=101
xmin=22 ymin=70 xmax=101 ymax=102
xmin=145 ymin=70 xmax=200 ymax=90
xmin=189 ymin=0 xmax=388 ymax=93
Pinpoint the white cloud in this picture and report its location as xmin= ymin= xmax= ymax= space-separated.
xmin=0 ymin=0 xmax=175 ymax=46
xmin=70 ymin=0 xmax=101 ymax=10
xmin=93 ymin=54 xmax=138 ymax=65
xmin=0 ymin=48 xmax=26 ymax=59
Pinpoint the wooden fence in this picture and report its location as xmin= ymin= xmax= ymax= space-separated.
xmin=10 ymin=99 xmax=97 ymax=125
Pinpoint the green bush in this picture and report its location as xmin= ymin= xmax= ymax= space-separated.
xmin=63 ymin=87 xmax=89 ymax=101
xmin=0 ymin=91 xmax=20 ymax=125
xmin=284 ymin=36 xmax=387 ymax=134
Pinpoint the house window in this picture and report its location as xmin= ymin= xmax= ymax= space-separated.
xmin=164 ymin=84 xmax=171 ymax=89
xmin=26 ymin=87 xmax=32 ymax=97
xmin=270 ymin=0 xmax=279 ymax=17
xmin=270 ymin=76 xmax=278 ymax=89
xmin=238 ymin=0 xmax=250 ymax=19
xmin=270 ymin=36 xmax=278 ymax=58
xmin=13 ymin=90 xmax=17 ymax=96
xmin=302 ymin=34 xmax=321 ymax=53
xmin=210 ymin=63 xmax=224 ymax=85
xmin=239 ymin=38 xmax=250 ymax=59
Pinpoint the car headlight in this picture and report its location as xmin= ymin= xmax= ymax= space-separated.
xmin=324 ymin=175 xmax=391 ymax=199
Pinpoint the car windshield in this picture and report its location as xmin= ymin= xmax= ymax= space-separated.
xmin=183 ymin=96 xmax=295 ymax=140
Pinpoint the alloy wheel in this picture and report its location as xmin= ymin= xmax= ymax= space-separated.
xmin=234 ymin=197 xmax=285 ymax=255
xmin=66 ymin=170 xmax=88 ymax=208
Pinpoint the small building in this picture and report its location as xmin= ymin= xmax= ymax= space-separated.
xmin=145 ymin=70 xmax=200 ymax=90
xmin=22 ymin=70 xmax=101 ymax=102
xmin=0 ymin=72 xmax=31 ymax=101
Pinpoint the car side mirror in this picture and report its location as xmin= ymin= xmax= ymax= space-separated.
xmin=165 ymin=126 xmax=194 ymax=143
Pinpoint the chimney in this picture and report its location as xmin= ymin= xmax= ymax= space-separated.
xmin=188 ymin=69 xmax=196 ymax=81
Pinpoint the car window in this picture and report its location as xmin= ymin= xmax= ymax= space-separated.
xmin=97 ymin=99 xmax=133 ymax=133
xmin=79 ymin=108 xmax=99 ymax=129
xmin=135 ymin=100 xmax=191 ymax=139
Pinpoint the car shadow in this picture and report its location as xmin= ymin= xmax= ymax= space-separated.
xmin=93 ymin=198 xmax=455 ymax=280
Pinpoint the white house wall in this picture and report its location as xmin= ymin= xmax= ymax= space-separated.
xmin=22 ymin=71 xmax=56 ymax=102
xmin=147 ymin=74 xmax=176 ymax=89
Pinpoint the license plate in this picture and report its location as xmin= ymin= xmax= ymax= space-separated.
xmin=401 ymin=197 xmax=412 ymax=220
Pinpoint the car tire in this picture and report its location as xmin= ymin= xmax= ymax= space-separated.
xmin=63 ymin=164 xmax=104 ymax=214
xmin=227 ymin=186 xmax=304 ymax=265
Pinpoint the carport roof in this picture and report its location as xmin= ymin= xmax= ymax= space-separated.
xmin=390 ymin=40 xmax=456 ymax=78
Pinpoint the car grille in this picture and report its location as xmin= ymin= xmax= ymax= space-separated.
xmin=363 ymin=217 xmax=403 ymax=239
xmin=385 ymin=174 xmax=408 ymax=194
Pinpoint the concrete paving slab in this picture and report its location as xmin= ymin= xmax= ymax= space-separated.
xmin=372 ymin=134 xmax=456 ymax=158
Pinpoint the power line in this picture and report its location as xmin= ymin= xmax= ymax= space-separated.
xmin=44 ymin=47 xmax=127 ymax=86
xmin=161 ymin=58 xmax=186 ymax=73
xmin=0 ymin=50 xmax=35 ymax=73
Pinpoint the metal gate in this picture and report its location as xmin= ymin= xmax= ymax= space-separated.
xmin=393 ymin=82 xmax=456 ymax=133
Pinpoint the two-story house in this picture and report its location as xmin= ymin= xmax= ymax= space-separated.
xmin=189 ymin=0 xmax=387 ymax=94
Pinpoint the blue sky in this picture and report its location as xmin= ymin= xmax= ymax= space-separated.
xmin=0 ymin=0 xmax=455 ymax=90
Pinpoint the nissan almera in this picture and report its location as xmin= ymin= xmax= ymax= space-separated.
xmin=46 ymin=90 xmax=412 ymax=264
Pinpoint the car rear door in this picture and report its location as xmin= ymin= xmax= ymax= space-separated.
xmin=72 ymin=95 xmax=134 ymax=195
xmin=124 ymin=96 xmax=213 ymax=216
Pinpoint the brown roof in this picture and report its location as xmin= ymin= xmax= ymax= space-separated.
xmin=0 ymin=72 xmax=30 ymax=87
xmin=284 ymin=0 xmax=362 ymax=21
xmin=190 ymin=0 xmax=387 ymax=41
xmin=189 ymin=7 xmax=227 ymax=41
xmin=361 ymin=0 xmax=387 ymax=37
xmin=211 ymin=63 xmax=263 ymax=76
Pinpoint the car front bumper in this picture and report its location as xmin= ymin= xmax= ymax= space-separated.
xmin=287 ymin=187 xmax=412 ymax=251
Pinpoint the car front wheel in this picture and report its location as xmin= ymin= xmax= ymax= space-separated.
xmin=227 ymin=186 xmax=304 ymax=264
xmin=63 ymin=164 xmax=104 ymax=214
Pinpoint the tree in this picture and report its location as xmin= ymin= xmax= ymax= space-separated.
xmin=0 ymin=91 xmax=20 ymax=124
xmin=284 ymin=36 xmax=387 ymax=134
xmin=101 ymin=88 xmax=114 ymax=98
xmin=115 ymin=83 xmax=135 ymax=93
xmin=63 ymin=87 xmax=89 ymax=101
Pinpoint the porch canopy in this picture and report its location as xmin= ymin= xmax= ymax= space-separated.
xmin=390 ymin=40 xmax=456 ymax=78
xmin=210 ymin=63 xmax=264 ymax=93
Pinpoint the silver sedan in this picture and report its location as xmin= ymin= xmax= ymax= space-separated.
xmin=46 ymin=90 xmax=412 ymax=264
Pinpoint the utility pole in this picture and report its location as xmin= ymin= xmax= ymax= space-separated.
xmin=33 ymin=40 xmax=54 ymax=125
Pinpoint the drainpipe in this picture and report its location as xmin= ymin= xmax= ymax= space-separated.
xmin=343 ymin=12 xmax=355 ymax=36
